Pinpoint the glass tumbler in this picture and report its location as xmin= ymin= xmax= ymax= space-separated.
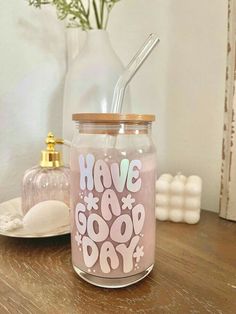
xmin=70 ymin=113 xmax=157 ymax=288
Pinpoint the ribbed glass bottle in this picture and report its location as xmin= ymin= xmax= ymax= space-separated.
xmin=22 ymin=166 xmax=70 ymax=215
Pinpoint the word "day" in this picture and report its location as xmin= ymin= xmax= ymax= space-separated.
xmin=76 ymin=202 xmax=145 ymax=273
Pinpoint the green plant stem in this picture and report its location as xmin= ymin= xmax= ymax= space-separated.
xmin=100 ymin=0 xmax=105 ymax=29
xmin=79 ymin=0 xmax=88 ymax=18
xmin=92 ymin=0 xmax=101 ymax=29
xmin=28 ymin=0 xmax=121 ymax=30
xmin=68 ymin=8 xmax=91 ymax=29
xmin=87 ymin=0 xmax=91 ymax=18
xmin=78 ymin=0 xmax=92 ymax=28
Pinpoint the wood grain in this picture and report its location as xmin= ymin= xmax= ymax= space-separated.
xmin=0 ymin=211 xmax=235 ymax=314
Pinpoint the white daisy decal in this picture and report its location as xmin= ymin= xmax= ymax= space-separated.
xmin=133 ymin=246 xmax=144 ymax=262
xmin=84 ymin=192 xmax=99 ymax=211
xmin=122 ymin=194 xmax=135 ymax=210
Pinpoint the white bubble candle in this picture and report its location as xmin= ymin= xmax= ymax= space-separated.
xmin=155 ymin=174 xmax=202 ymax=224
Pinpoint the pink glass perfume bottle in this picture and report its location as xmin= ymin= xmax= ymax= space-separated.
xmin=22 ymin=132 xmax=70 ymax=215
xmin=70 ymin=113 xmax=157 ymax=288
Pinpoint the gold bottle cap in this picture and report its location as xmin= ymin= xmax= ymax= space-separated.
xmin=40 ymin=132 xmax=64 ymax=168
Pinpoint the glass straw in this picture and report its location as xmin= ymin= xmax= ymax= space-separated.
xmin=111 ymin=33 xmax=160 ymax=113
xmin=66 ymin=34 xmax=160 ymax=150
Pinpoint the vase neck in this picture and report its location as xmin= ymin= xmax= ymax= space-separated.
xmin=83 ymin=30 xmax=112 ymax=51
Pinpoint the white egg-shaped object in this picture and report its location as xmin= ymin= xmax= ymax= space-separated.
xmin=23 ymin=200 xmax=70 ymax=233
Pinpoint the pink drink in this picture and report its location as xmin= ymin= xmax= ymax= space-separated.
xmin=70 ymin=113 xmax=157 ymax=288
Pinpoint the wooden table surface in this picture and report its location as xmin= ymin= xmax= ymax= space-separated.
xmin=0 ymin=210 xmax=235 ymax=314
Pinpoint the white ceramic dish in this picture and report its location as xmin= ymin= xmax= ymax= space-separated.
xmin=0 ymin=198 xmax=70 ymax=238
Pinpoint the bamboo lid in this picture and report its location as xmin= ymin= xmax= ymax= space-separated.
xmin=72 ymin=113 xmax=156 ymax=123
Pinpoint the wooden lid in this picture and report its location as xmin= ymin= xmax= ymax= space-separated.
xmin=72 ymin=113 xmax=155 ymax=123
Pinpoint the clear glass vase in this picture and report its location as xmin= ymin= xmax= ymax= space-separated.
xmin=63 ymin=30 xmax=130 ymax=144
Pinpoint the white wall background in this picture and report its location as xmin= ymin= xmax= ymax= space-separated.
xmin=0 ymin=0 xmax=227 ymax=212
xmin=109 ymin=0 xmax=228 ymax=212
xmin=0 ymin=1 xmax=66 ymax=201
